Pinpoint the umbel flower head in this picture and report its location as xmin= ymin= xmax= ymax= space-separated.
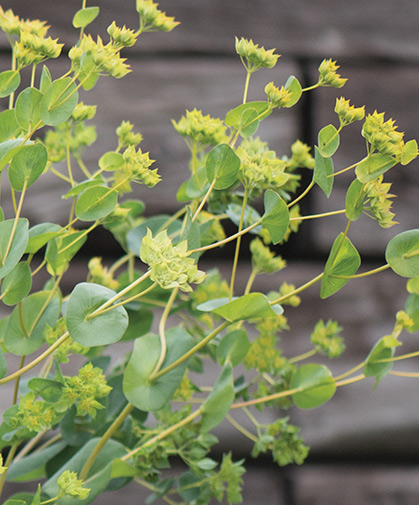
xmin=235 ymin=37 xmax=280 ymax=73
xmin=335 ymin=97 xmax=365 ymax=126
xmin=140 ymin=229 xmax=205 ymax=292
xmin=317 ymin=59 xmax=347 ymax=88
xmin=362 ymin=110 xmax=405 ymax=158
xmin=172 ymin=109 xmax=228 ymax=149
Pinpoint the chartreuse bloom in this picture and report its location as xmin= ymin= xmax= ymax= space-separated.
xmin=250 ymin=238 xmax=286 ymax=274
xmin=310 ymin=319 xmax=345 ymax=358
xmin=88 ymin=257 xmax=120 ymax=290
xmin=235 ymin=37 xmax=280 ymax=73
xmin=317 ymin=59 xmax=347 ymax=88
xmin=236 ymin=137 xmax=289 ymax=194
xmin=363 ymin=175 xmax=397 ymax=228
xmin=289 ymin=140 xmax=315 ymax=170
xmin=265 ymin=81 xmax=292 ymax=108
xmin=136 ymin=0 xmax=179 ymax=32
xmin=15 ymin=30 xmax=63 ymax=67
xmin=57 ymin=470 xmax=90 ymax=500
xmin=335 ymin=97 xmax=365 ymax=127
xmin=0 ymin=6 xmax=48 ymax=39
xmin=172 ymin=109 xmax=228 ymax=149
xmin=362 ymin=110 xmax=405 ymax=158
xmin=107 ymin=21 xmax=138 ymax=48
xmin=116 ymin=120 xmax=143 ymax=148
xmin=140 ymin=229 xmax=205 ymax=292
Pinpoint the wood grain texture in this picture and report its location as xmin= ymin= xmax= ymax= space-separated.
xmin=1 ymin=0 xmax=418 ymax=60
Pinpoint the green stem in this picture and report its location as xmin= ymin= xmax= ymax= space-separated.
xmin=149 ymin=287 xmax=179 ymax=379
xmin=292 ymin=209 xmax=346 ymax=221
xmin=192 ymin=178 xmax=216 ymax=222
xmin=0 ymin=332 xmax=70 ymax=385
xmin=121 ymin=408 xmax=202 ymax=462
xmin=243 ymin=70 xmax=252 ymax=104
xmin=330 ymin=158 xmax=366 ymax=178
xmin=335 ymin=374 xmax=365 ymax=387
xmin=151 ymin=321 xmax=230 ymax=381
xmin=79 ymin=403 xmax=134 ymax=481
xmin=3 ymin=180 xmax=28 ymax=266
xmin=229 ymin=188 xmax=249 ymax=300
xmin=332 ymin=263 xmax=390 ymax=279
xmin=12 ymin=356 xmax=25 ymax=404
xmin=243 ymin=269 xmax=257 ymax=296
xmin=288 ymin=180 xmax=315 ymax=208
xmin=289 ymin=349 xmax=317 ymax=364
xmin=87 ymin=270 xmax=152 ymax=319
xmin=226 ymin=413 xmax=258 ymax=443
xmin=0 ymin=443 xmax=19 ymax=497
xmin=231 ymin=387 xmax=301 ymax=409
xmin=269 ymin=272 xmax=324 ymax=305
xmin=97 ymin=281 xmax=158 ymax=315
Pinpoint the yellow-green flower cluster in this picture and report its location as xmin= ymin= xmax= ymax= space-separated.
xmin=0 ymin=6 xmax=48 ymax=39
xmin=44 ymin=123 xmax=97 ymax=163
xmin=335 ymin=97 xmax=365 ymax=127
xmin=15 ymin=30 xmax=63 ymax=67
xmin=136 ymin=0 xmax=179 ymax=32
xmin=71 ymin=102 xmax=97 ymax=122
xmin=69 ymin=34 xmax=131 ymax=80
xmin=362 ymin=111 xmax=404 ymax=157
xmin=13 ymin=392 xmax=57 ymax=432
xmin=88 ymin=257 xmax=119 ymax=290
xmin=268 ymin=283 xmax=301 ymax=307
xmin=289 ymin=140 xmax=315 ymax=170
xmin=57 ymin=363 xmax=112 ymax=418
xmin=57 ymin=470 xmax=90 ymax=500
xmin=121 ymin=145 xmax=160 ymax=188
xmin=244 ymin=331 xmax=289 ymax=375
xmin=250 ymin=238 xmax=286 ymax=274
xmin=44 ymin=317 xmax=89 ymax=364
xmin=107 ymin=21 xmax=138 ymax=48
xmin=363 ymin=175 xmax=397 ymax=228
xmin=265 ymin=82 xmax=292 ymax=108
xmin=172 ymin=109 xmax=228 ymax=148
xmin=317 ymin=59 xmax=347 ymax=88
xmin=235 ymin=37 xmax=280 ymax=72
xmin=310 ymin=319 xmax=345 ymax=358
xmin=236 ymin=137 xmax=289 ymax=193
xmin=116 ymin=120 xmax=143 ymax=148
xmin=140 ymin=229 xmax=205 ymax=292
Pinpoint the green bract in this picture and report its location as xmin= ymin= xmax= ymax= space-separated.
xmin=0 ymin=2 xmax=417 ymax=504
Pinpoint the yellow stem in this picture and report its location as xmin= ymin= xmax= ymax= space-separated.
xmin=192 ymin=178 xmax=216 ymax=223
xmin=289 ymin=349 xmax=317 ymax=364
xmin=226 ymin=413 xmax=258 ymax=443
xmin=229 ymin=188 xmax=249 ymax=300
xmin=269 ymin=272 xmax=324 ymax=306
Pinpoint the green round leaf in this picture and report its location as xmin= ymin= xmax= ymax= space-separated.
xmin=72 ymin=6 xmax=100 ymax=28
xmin=318 ymin=124 xmax=340 ymax=157
xmin=66 ymin=282 xmax=129 ymax=346
xmin=206 ymin=143 xmax=240 ymax=190
xmin=225 ymin=101 xmax=272 ymax=129
xmin=0 ymin=109 xmax=21 ymax=142
xmin=238 ymin=108 xmax=260 ymax=137
xmin=123 ymin=327 xmax=194 ymax=411
xmin=290 ymin=364 xmax=336 ymax=409
xmin=320 ymin=232 xmax=361 ymax=299
xmin=401 ymin=139 xmax=418 ymax=165
xmin=0 ymin=70 xmax=20 ymax=98
xmin=15 ymin=87 xmax=44 ymax=131
xmin=40 ymin=77 xmax=79 ymax=126
xmin=284 ymin=75 xmax=302 ymax=107
xmin=25 ymin=223 xmax=62 ymax=254
xmin=261 ymin=189 xmax=290 ymax=244
xmin=197 ymin=293 xmax=283 ymax=322
xmin=0 ymin=218 xmax=29 ymax=280
xmin=1 ymin=262 xmax=32 ymax=306
xmin=313 ymin=146 xmax=334 ymax=198
xmin=27 ymin=378 xmax=63 ymax=402
xmin=98 ymin=151 xmax=125 ymax=172
xmin=386 ymin=229 xmax=419 ymax=278
xmin=4 ymin=291 xmax=60 ymax=355
xmin=345 ymin=178 xmax=366 ymax=221
xmin=75 ymin=185 xmax=118 ymax=221
xmin=39 ymin=65 xmax=52 ymax=93
xmin=45 ymin=230 xmax=87 ymax=276
xmin=63 ymin=178 xmax=104 ymax=199
xmin=0 ymin=138 xmax=31 ymax=172
xmin=355 ymin=153 xmax=396 ymax=183
xmin=216 ymin=329 xmax=250 ymax=366
xmin=200 ymin=362 xmax=234 ymax=431
xmin=363 ymin=336 xmax=400 ymax=387
xmin=9 ymin=143 xmax=48 ymax=191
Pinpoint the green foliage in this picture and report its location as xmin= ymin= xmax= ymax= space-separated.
xmin=0 ymin=2 xmax=417 ymax=503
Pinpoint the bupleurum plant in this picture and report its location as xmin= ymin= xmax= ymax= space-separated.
xmin=0 ymin=1 xmax=419 ymax=504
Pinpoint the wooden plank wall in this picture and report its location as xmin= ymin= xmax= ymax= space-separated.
xmin=2 ymin=1 xmax=419 ymax=504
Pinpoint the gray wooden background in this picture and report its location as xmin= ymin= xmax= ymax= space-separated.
xmin=2 ymin=1 xmax=419 ymax=504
